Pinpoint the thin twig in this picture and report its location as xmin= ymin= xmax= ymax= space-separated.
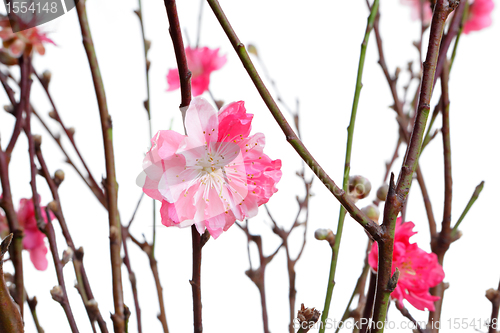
xmin=451 ymin=181 xmax=484 ymax=237
xmin=36 ymin=146 xmax=109 ymax=333
xmin=75 ymin=1 xmax=124 ymax=330
xmin=43 ymin=207 xmax=80 ymax=333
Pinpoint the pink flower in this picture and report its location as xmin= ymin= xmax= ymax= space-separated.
xmin=166 ymin=46 xmax=227 ymax=96
xmin=368 ymin=218 xmax=444 ymax=311
xmin=0 ymin=17 xmax=55 ymax=57
xmin=140 ymin=97 xmax=282 ymax=239
xmin=463 ymin=0 xmax=494 ymax=34
xmin=401 ymin=0 xmax=433 ymax=23
xmin=17 ymin=198 xmax=54 ymax=271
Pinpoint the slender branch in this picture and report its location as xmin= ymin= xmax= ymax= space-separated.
xmin=396 ymin=302 xmax=428 ymax=333
xmin=334 ymin=256 xmax=371 ymax=333
xmin=163 ymin=0 xmax=192 ymax=109
xmin=75 ymin=1 xmax=124 ymax=330
xmin=134 ymin=0 xmax=157 ymax=257
xmin=190 ymin=226 xmax=203 ymax=333
xmin=319 ymin=2 xmax=379 ymax=331
xmin=0 ymin=234 xmax=24 ymax=333
xmin=359 ymin=272 xmax=377 ymax=333
xmin=43 ymin=208 xmax=80 ymax=333
xmin=450 ymin=181 xmax=484 ymax=237
xmin=35 ymin=146 xmax=109 ymax=333
xmin=206 ymin=0 xmax=382 ymax=241
xmin=370 ymin=2 xmax=458 ymax=332
xmin=121 ymin=226 xmax=142 ymax=333
xmin=238 ymin=220 xmax=281 ymax=333
xmin=32 ymin=69 xmax=107 ymax=207
xmin=128 ymin=231 xmax=170 ymax=333
xmin=26 ymin=291 xmax=45 ymax=333
xmin=369 ymin=0 xmax=437 ymax=236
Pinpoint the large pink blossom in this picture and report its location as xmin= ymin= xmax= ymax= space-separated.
xmin=17 ymin=198 xmax=54 ymax=271
xmin=0 ymin=18 xmax=55 ymax=57
xmin=166 ymin=46 xmax=227 ymax=96
xmin=140 ymin=97 xmax=281 ymax=239
xmin=368 ymin=218 xmax=444 ymax=311
xmin=463 ymin=0 xmax=494 ymax=34
xmin=401 ymin=0 xmax=433 ymax=23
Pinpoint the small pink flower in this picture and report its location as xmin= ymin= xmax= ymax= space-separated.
xmin=0 ymin=17 xmax=55 ymax=57
xmin=166 ymin=46 xmax=227 ymax=96
xmin=401 ymin=0 xmax=433 ymax=23
xmin=17 ymin=198 xmax=54 ymax=271
xmin=463 ymin=0 xmax=494 ymax=34
xmin=368 ymin=218 xmax=444 ymax=311
xmin=140 ymin=97 xmax=281 ymax=239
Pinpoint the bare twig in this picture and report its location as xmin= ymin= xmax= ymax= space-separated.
xmin=75 ymin=1 xmax=125 ymax=330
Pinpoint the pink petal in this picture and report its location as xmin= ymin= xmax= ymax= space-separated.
xmin=166 ymin=69 xmax=181 ymax=91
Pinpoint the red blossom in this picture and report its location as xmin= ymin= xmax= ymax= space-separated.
xmin=368 ymin=217 xmax=445 ymax=311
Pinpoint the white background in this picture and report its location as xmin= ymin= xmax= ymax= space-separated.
xmin=1 ymin=0 xmax=499 ymax=332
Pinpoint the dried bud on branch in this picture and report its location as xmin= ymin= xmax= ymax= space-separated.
xmin=297 ymin=303 xmax=320 ymax=332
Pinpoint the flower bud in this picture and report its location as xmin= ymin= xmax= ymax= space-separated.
xmin=486 ymin=288 xmax=500 ymax=303
xmin=67 ymin=127 xmax=75 ymax=136
xmin=41 ymin=70 xmax=52 ymax=87
xmin=377 ymin=184 xmax=389 ymax=201
xmin=48 ymin=110 xmax=57 ymax=120
xmin=247 ymin=44 xmax=259 ymax=57
xmin=361 ymin=205 xmax=380 ymax=222
xmin=145 ymin=39 xmax=151 ymax=54
xmin=54 ymin=169 xmax=65 ymax=186
xmin=349 ymin=175 xmax=372 ymax=200
xmin=314 ymin=228 xmax=335 ymax=247
xmin=61 ymin=248 xmax=73 ymax=266
xmin=47 ymin=201 xmax=58 ymax=213
xmin=33 ymin=135 xmax=42 ymax=149
xmin=50 ymin=285 xmax=64 ymax=302
xmin=3 ymin=105 xmax=14 ymax=114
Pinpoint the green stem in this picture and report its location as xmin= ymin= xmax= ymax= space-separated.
xmin=451 ymin=181 xmax=484 ymax=238
xmin=206 ymin=0 xmax=382 ymax=240
xmin=319 ymin=2 xmax=379 ymax=331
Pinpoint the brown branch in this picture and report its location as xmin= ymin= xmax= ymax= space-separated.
xmin=428 ymin=50 xmax=453 ymax=333
xmin=371 ymin=2 xmax=459 ymax=332
xmin=190 ymin=226 xmax=203 ymax=333
xmin=238 ymin=221 xmax=282 ymax=333
xmin=0 ymin=234 xmax=24 ymax=333
xmin=370 ymin=2 xmax=437 ymax=235
xmin=121 ymin=226 xmax=142 ymax=333
xmin=43 ymin=207 xmax=80 ymax=333
xmin=26 ymin=290 xmax=45 ymax=333
xmin=121 ymin=196 xmax=144 ymax=333
xmin=127 ymin=232 xmax=170 ymax=333
xmin=32 ymin=68 xmax=107 ymax=207
xmin=75 ymin=1 xmax=125 ymax=331
xmin=396 ymin=302 xmax=428 ymax=333
xmin=163 ymin=0 xmax=192 ymax=109
xmin=35 ymin=146 xmax=109 ymax=333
